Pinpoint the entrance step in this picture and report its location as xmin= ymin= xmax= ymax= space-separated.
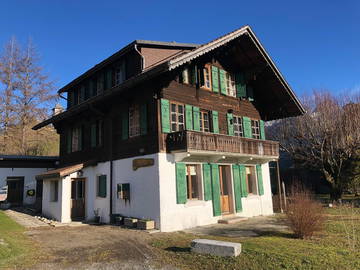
xmin=218 ymin=216 xmax=248 ymax=224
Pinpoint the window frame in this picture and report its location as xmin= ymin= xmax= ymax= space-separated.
xmin=129 ymin=104 xmax=140 ymax=138
xmin=251 ymin=119 xmax=260 ymax=139
xmin=233 ymin=116 xmax=244 ymax=137
xmin=245 ymin=166 xmax=258 ymax=195
xmin=170 ymin=102 xmax=185 ymax=132
xmin=181 ymin=68 xmax=190 ymax=84
xmin=199 ymin=110 xmax=211 ymax=132
xmin=185 ymin=164 xmax=202 ymax=200
xmin=202 ymin=65 xmax=212 ymax=90
xmin=114 ymin=61 xmax=126 ymax=86
xmin=226 ymin=72 xmax=236 ymax=97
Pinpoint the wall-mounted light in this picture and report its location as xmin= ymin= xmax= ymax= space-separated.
xmin=78 ymin=170 xmax=84 ymax=177
xmin=187 ymin=153 xmax=191 ymax=157
xmin=222 ymin=156 xmax=226 ymax=159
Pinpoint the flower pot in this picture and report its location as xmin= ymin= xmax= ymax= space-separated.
xmin=137 ymin=219 xmax=155 ymax=230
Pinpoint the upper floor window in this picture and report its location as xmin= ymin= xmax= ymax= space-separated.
xmin=129 ymin=104 xmax=140 ymax=137
xmin=181 ymin=68 xmax=189 ymax=84
xmin=233 ymin=116 xmax=244 ymax=137
xmin=170 ymin=102 xmax=185 ymax=132
xmin=200 ymin=110 xmax=210 ymax=132
xmin=203 ymin=65 xmax=211 ymax=89
xmin=226 ymin=73 xmax=236 ymax=97
xmin=251 ymin=120 xmax=260 ymax=139
xmin=71 ymin=126 xmax=83 ymax=152
xmin=90 ymin=120 xmax=103 ymax=148
xmin=97 ymin=73 xmax=104 ymax=93
xmin=115 ymin=62 xmax=126 ymax=86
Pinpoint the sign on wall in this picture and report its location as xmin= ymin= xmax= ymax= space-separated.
xmin=132 ymin=158 xmax=154 ymax=171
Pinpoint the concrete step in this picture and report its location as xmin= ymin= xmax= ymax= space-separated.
xmin=218 ymin=216 xmax=248 ymax=224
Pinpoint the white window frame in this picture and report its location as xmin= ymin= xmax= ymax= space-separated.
xmin=182 ymin=68 xmax=189 ymax=84
xmin=245 ymin=165 xmax=258 ymax=195
xmin=251 ymin=119 xmax=260 ymax=139
xmin=200 ymin=110 xmax=210 ymax=132
xmin=203 ymin=65 xmax=212 ymax=90
xmin=233 ymin=116 xmax=244 ymax=137
xmin=186 ymin=164 xmax=203 ymax=200
xmin=170 ymin=102 xmax=185 ymax=132
xmin=226 ymin=72 xmax=236 ymax=97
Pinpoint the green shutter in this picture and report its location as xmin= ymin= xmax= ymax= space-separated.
xmin=239 ymin=165 xmax=248 ymax=197
xmin=66 ymin=130 xmax=72 ymax=153
xmin=260 ymin=120 xmax=265 ymax=140
xmin=175 ymin=163 xmax=187 ymax=204
xmin=235 ymin=73 xmax=246 ymax=98
xmin=140 ymin=103 xmax=147 ymax=135
xmin=243 ymin=116 xmax=252 ymax=138
xmin=232 ymin=165 xmax=243 ymax=212
xmin=247 ymin=85 xmax=254 ymax=100
xmin=161 ymin=99 xmax=170 ymax=133
xmin=90 ymin=123 xmax=96 ymax=148
xmin=256 ymin=165 xmax=264 ymax=195
xmin=122 ymin=108 xmax=129 ymax=140
xmin=211 ymin=66 xmax=219 ymax=93
xmin=210 ymin=164 xmax=221 ymax=216
xmin=212 ymin=111 xmax=219 ymax=134
xmin=98 ymin=175 xmax=107 ymax=198
xmin=219 ymin=69 xmax=227 ymax=95
xmin=203 ymin=164 xmax=212 ymax=201
xmin=185 ymin=104 xmax=193 ymax=130
xmin=193 ymin=106 xmax=200 ymax=131
xmin=227 ymin=113 xmax=234 ymax=136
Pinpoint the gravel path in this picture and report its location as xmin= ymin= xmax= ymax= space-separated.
xmin=4 ymin=208 xmax=48 ymax=228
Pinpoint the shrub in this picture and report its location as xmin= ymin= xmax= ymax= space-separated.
xmin=285 ymin=184 xmax=325 ymax=239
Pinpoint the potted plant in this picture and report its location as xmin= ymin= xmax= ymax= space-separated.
xmin=94 ymin=208 xmax=100 ymax=224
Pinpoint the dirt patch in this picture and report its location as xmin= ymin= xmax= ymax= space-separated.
xmin=25 ymin=225 xmax=172 ymax=269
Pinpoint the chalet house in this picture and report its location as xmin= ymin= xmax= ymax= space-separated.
xmin=34 ymin=26 xmax=304 ymax=232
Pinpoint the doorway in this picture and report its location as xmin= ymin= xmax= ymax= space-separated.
xmin=71 ymin=178 xmax=85 ymax=220
xmin=219 ymin=165 xmax=233 ymax=215
xmin=6 ymin=177 xmax=24 ymax=205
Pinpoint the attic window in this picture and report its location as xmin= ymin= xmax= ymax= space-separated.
xmin=115 ymin=61 xmax=126 ymax=86
xmin=181 ymin=68 xmax=189 ymax=84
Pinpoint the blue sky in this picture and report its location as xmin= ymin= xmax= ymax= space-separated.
xmin=1 ymin=0 xmax=359 ymax=99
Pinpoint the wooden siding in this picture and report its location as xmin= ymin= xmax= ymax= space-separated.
xmin=141 ymin=47 xmax=186 ymax=69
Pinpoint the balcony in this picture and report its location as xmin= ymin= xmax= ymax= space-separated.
xmin=166 ymin=130 xmax=279 ymax=159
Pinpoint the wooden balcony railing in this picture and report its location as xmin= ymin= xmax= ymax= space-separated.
xmin=166 ymin=130 xmax=279 ymax=157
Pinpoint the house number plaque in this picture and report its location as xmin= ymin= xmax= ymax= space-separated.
xmin=132 ymin=158 xmax=154 ymax=171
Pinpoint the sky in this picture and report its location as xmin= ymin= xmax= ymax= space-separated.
xmin=1 ymin=0 xmax=359 ymax=100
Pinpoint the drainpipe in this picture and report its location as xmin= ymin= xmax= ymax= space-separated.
xmin=109 ymin=118 xmax=113 ymax=222
xmin=134 ymin=44 xmax=145 ymax=71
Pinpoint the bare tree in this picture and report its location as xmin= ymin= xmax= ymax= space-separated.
xmin=0 ymin=37 xmax=20 ymax=153
xmin=267 ymin=91 xmax=360 ymax=201
xmin=13 ymin=39 xmax=57 ymax=155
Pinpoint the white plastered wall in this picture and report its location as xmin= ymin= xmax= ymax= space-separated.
xmin=112 ymin=153 xmax=161 ymax=228
xmin=157 ymin=153 xmax=274 ymax=232
xmin=0 ymin=167 xmax=51 ymax=205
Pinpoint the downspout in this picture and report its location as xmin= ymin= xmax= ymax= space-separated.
xmin=134 ymin=44 xmax=145 ymax=71
xmin=109 ymin=118 xmax=114 ymax=222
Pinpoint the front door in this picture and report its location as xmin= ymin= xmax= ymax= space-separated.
xmin=6 ymin=177 xmax=24 ymax=205
xmin=219 ymin=166 xmax=231 ymax=214
xmin=71 ymin=178 xmax=85 ymax=220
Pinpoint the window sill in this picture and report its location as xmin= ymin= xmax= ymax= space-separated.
xmin=184 ymin=200 xmax=206 ymax=207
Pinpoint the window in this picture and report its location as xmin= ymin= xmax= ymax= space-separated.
xmin=251 ymin=120 xmax=260 ymax=139
xmin=50 ymin=181 xmax=58 ymax=202
xmin=71 ymin=126 xmax=82 ymax=152
xmin=129 ymin=104 xmax=140 ymax=137
xmin=90 ymin=120 xmax=103 ymax=148
xmin=97 ymin=73 xmax=104 ymax=93
xmin=71 ymin=180 xmax=84 ymax=199
xmin=203 ymin=65 xmax=212 ymax=89
xmin=186 ymin=164 xmax=201 ymax=200
xmin=181 ymin=68 xmax=189 ymax=84
xmin=97 ymin=175 xmax=107 ymax=198
xmin=226 ymin=73 xmax=236 ymax=97
xmin=170 ymin=103 xmax=185 ymax=132
xmin=200 ymin=110 xmax=210 ymax=132
xmin=233 ymin=116 xmax=244 ymax=137
xmin=246 ymin=166 xmax=258 ymax=195
xmin=115 ymin=62 xmax=126 ymax=85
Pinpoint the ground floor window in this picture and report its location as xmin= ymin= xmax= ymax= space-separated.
xmin=246 ymin=166 xmax=258 ymax=195
xmin=50 ymin=181 xmax=58 ymax=202
xmin=186 ymin=164 xmax=202 ymax=200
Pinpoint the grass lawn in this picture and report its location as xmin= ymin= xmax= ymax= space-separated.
xmin=151 ymin=208 xmax=360 ymax=270
xmin=0 ymin=211 xmax=37 ymax=269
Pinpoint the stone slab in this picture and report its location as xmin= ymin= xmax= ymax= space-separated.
xmin=191 ymin=239 xmax=241 ymax=257
xmin=218 ymin=217 xmax=248 ymax=224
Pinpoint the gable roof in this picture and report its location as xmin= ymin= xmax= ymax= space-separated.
xmin=33 ymin=25 xmax=304 ymax=130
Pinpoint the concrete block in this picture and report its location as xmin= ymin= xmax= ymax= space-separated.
xmin=124 ymin=217 xmax=138 ymax=228
xmin=191 ymin=239 xmax=241 ymax=257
